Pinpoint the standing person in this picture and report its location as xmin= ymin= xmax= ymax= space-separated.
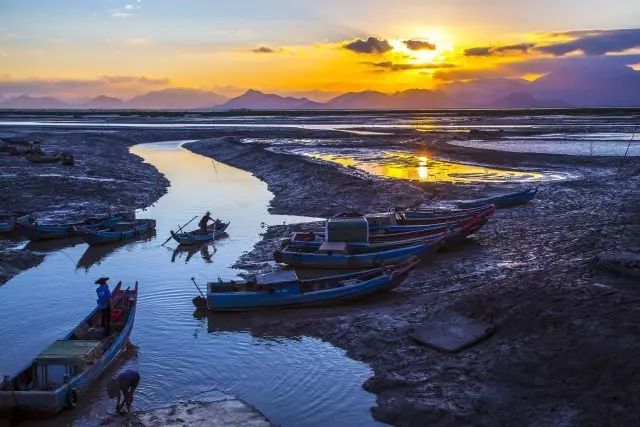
xmin=198 ymin=211 xmax=213 ymax=231
xmin=95 ymin=277 xmax=111 ymax=335
xmin=107 ymin=370 xmax=140 ymax=415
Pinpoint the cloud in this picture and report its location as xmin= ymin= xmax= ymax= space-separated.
xmin=365 ymin=61 xmax=456 ymax=71
xmin=344 ymin=37 xmax=392 ymax=54
xmin=464 ymin=43 xmax=535 ymax=56
xmin=252 ymin=46 xmax=276 ymax=53
xmin=536 ymin=28 xmax=640 ymax=56
xmin=403 ymin=39 xmax=436 ymax=51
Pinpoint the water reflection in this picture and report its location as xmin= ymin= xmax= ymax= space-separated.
xmin=305 ymin=150 xmax=548 ymax=183
xmin=171 ymin=240 xmax=218 ymax=263
xmin=76 ymin=231 xmax=157 ymax=270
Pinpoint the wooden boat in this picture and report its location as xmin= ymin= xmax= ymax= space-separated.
xmin=194 ymin=258 xmax=418 ymax=311
xmin=0 ymin=282 xmax=138 ymax=415
xmin=0 ymin=212 xmax=32 ymax=233
xmin=170 ymin=221 xmax=230 ymax=245
xmin=274 ymin=235 xmax=442 ymax=269
xmin=403 ymin=204 xmax=492 ymax=219
xmin=366 ymin=204 xmax=495 ymax=232
xmin=16 ymin=213 xmax=130 ymax=241
xmin=76 ymin=219 xmax=156 ymax=246
xmin=453 ymin=188 xmax=538 ymax=209
xmin=25 ymin=153 xmax=62 ymax=164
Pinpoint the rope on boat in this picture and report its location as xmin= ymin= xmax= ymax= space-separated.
xmin=617 ymin=125 xmax=639 ymax=176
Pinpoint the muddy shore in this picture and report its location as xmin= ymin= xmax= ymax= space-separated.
xmin=187 ymin=134 xmax=640 ymax=426
xmin=2 ymin=120 xmax=640 ymax=426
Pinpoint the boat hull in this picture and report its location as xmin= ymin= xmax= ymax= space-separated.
xmin=206 ymin=259 xmax=417 ymax=311
xmin=79 ymin=219 xmax=156 ymax=246
xmin=455 ymin=188 xmax=538 ymax=209
xmin=17 ymin=215 xmax=124 ymax=241
xmin=171 ymin=222 xmax=229 ymax=245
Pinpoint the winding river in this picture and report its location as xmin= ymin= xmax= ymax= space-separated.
xmin=0 ymin=140 xmax=384 ymax=426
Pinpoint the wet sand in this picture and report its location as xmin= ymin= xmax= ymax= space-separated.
xmin=2 ymin=116 xmax=640 ymax=426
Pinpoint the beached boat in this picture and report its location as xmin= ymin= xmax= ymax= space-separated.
xmin=194 ymin=258 xmax=418 ymax=311
xmin=25 ymin=153 xmax=62 ymax=164
xmin=452 ymin=188 xmax=538 ymax=209
xmin=0 ymin=282 xmax=138 ymax=415
xmin=0 ymin=212 xmax=32 ymax=233
xmin=366 ymin=204 xmax=495 ymax=231
xmin=76 ymin=219 xmax=156 ymax=246
xmin=170 ymin=221 xmax=230 ymax=245
xmin=274 ymin=235 xmax=441 ymax=269
xmin=403 ymin=204 xmax=492 ymax=219
xmin=16 ymin=213 xmax=130 ymax=241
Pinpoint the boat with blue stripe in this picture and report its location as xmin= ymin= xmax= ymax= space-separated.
xmin=0 ymin=212 xmax=32 ymax=233
xmin=193 ymin=258 xmax=418 ymax=311
xmin=171 ymin=221 xmax=230 ymax=245
xmin=16 ymin=212 xmax=131 ymax=241
xmin=76 ymin=219 xmax=156 ymax=246
xmin=0 ymin=282 xmax=138 ymax=415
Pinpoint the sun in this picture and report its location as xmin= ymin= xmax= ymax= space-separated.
xmin=390 ymin=30 xmax=454 ymax=64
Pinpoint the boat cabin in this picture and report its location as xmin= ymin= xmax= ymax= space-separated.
xmin=325 ymin=213 xmax=369 ymax=243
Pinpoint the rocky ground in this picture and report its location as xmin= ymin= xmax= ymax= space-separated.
xmin=187 ymin=134 xmax=640 ymax=426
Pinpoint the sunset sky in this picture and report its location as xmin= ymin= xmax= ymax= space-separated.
xmin=1 ymin=0 xmax=640 ymax=101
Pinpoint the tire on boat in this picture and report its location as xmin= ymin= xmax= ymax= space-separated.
xmin=68 ymin=387 xmax=80 ymax=408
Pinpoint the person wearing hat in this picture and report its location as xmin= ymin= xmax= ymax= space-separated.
xmin=107 ymin=370 xmax=140 ymax=415
xmin=198 ymin=211 xmax=214 ymax=232
xmin=95 ymin=277 xmax=111 ymax=335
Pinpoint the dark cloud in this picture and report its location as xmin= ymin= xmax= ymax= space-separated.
xmin=252 ymin=46 xmax=276 ymax=53
xmin=536 ymin=28 xmax=640 ymax=56
xmin=403 ymin=39 xmax=436 ymax=51
xmin=365 ymin=61 xmax=456 ymax=71
xmin=464 ymin=43 xmax=535 ymax=56
xmin=344 ymin=37 xmax=392 ymax=54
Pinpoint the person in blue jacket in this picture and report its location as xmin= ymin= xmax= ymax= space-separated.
xmin=95 ymin=277 xmax=111 ymax=335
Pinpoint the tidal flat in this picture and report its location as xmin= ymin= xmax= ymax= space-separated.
xmin=1 ymin=110 xmax=639 ymax=426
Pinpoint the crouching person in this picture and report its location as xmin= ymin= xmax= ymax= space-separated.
xmin=107 ymin=370 xmax=140 ymax=415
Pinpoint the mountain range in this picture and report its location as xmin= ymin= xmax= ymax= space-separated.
xmin=2 ymin=65 xmax=640 ymax=109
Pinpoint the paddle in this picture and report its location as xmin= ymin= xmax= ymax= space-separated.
xmin=162 ymin=215 xmax=198 ymax=246
xmin=190 ymin=277 xmax=206 ymax=299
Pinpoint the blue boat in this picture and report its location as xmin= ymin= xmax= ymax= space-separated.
xmin=453 ymin=188 xmax=538 ymax=209
xmin=0 ymin=213 xmax=32 ymax=233
xmin=16 ymin=213 xmax=131 ymax=241
xmin=76 ymin=219 xmax=156 ymax=246
xmin=286 ymin=231 xmax=447 ymax=251
xmin=403 ymin=204 xmax=493 ymax=219
xmin=194 ymin=258 xmax=418 ymax=311
xmin=274 ymin=235 xmax=442 ymax=269
xmin=171 ymin=221 xmax=230 ymax=245
xmin=365 ymin=205 xmax=495 ymax=232
xmin=0 ymin=282 xmax=138 ymax=415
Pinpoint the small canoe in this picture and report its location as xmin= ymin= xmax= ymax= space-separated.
xmin=274 ymin=235 xmax=442 ymax=269
xmin=16 ymin=213 xmax=130 ymax=241
xmin=404 ymin=204 xmax=492 ymax=219
xmin=76 ymin=219 xmax=156 ymax=246
xmin=171 ymin=221 xmax=230 ymax=245
xmin=0 ymin=282 xmax=138 ymax=415
xmin=194 ymin=257 xmax=418 ymax=311
xmin=453 ymin=188 xmax=538 ymax=209
xmin=0 ymin=212 xmax=32 ymax=233
xmin=25 ymin=153 xmax=62 ymax=164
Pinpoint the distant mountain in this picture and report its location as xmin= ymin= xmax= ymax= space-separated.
xmin=490 ymin=92 xmax=569 ymax=108
xmin=322 ymin=89 xmax=454 ymax=109
xmin=0 ymin=95 xmax=69 ymax=109
xmin=126 ymin=88 xmax=228 ymax=109
xmin=82 ymin=95 xmax=126 ymax=109
xmin=220 ymin=89 xmax=311 ymax=109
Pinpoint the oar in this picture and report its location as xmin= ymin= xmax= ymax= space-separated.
xmin=191 ymin=277 xmax=206 ymax=299
xmin=162 ymin=215 xmax=198 ymax=246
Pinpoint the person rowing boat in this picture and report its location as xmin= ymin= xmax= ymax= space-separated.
xmin=198 ymin=211 xmax=214 ymax=232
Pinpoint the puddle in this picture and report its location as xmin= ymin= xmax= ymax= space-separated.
xmin=0 ymin=140 xmax=383 ymax=427
xmin=448 ymin=133 xmax=640 ymax=156
xmin=285 ymin=148 xmax=563 ymax=183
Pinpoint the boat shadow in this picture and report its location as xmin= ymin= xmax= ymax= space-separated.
xmin=24 ymin=236 xmax=85 ymax=253
xmin=170 ymin=233 xmax=228 ymax=264
xmin=192 ymin=309 xmax=302 ymax=340
xmin=76 ymin=230 xmax=156 ymax=271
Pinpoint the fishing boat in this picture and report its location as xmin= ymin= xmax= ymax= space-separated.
xmin=452 ymin=188 xmax=538 ymax=209
xmin=16 ymin=213 xmax=131 ymax=241
xmin=25 ymin=153 xmax=62 ymax=164
xmin=275 ymin=235 xmax=441 ymax=269
xmin=76 ymin=219 xmax=156 ymax=246
xmin=193 ymin=258 xmax=418 ymax=311
xmin=403 ymin=204 xmax=492 ymax=219
xmin=170 ymin=221 xmax=230 ymax=245
xmin=0 ymin=282 xmax=138 ymax=415
xmin=0 ymin=212 xmax=32 ymax=233
xmin=366 ymin=204 xmax=495 ymax=231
